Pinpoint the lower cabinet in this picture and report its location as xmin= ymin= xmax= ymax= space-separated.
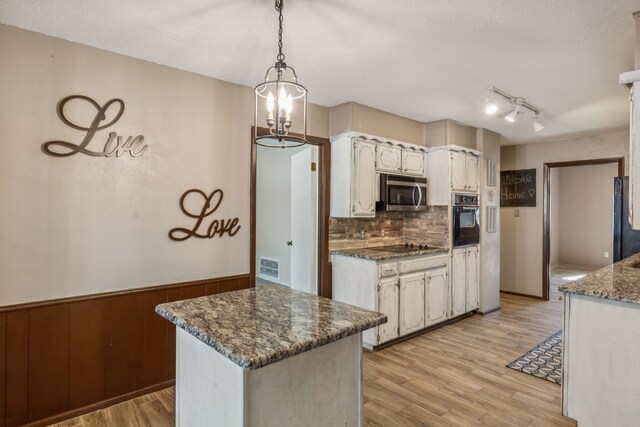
xmin=451 ymin=246 xmax=479 ymax=316
xmin=377 ymin=278 xmax=400 ymax=344
xmin=399 ymin=274 xmax=425 ymax=335
xmin=425 ymin=267 xmax=448 ymax=327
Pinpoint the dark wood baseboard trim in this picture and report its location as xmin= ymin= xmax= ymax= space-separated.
xmin=0 ymin=273 xmax=250 ymax=313
xmin=477 ymin=306 xmax=502 ymax=315
xmin=500 ymin=290 xmax=544 ymax=300
xmin=20 ymin=380 xmax=175 ymax=427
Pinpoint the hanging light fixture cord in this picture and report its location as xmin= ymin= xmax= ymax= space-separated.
xmin=275 ymin=0 xmax=286 ymax=66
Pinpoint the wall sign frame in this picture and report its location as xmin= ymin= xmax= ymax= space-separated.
xmin=500 ymin=168 xmax=536 ymax=207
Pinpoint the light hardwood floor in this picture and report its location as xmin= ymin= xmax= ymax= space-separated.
xmin=549 ymin=264 xmax=597 ymax=302
xmin=51 ymin=294 xmax=576 ymax=427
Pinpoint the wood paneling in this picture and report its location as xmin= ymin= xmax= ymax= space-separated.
xmin=104 ymin=295 xmax=131 ymax=399
xmin=6 ymin=310 xmax=28 ymax=427
xmin=28 ymin=304 xmax=69 ymax=422
xmin=0 ymin=273 xmax=250 ymax=427
xmin=69 ymin=300 xmax=105 ymax=408
xmin=0 ymin=313 xmax=6 ymax=427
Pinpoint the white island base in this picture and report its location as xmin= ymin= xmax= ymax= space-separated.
xmin=176 ymin=329 xmax=364 ymax=427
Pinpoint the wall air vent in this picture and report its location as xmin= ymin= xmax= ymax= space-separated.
xmin=259 ymin=257 xmax=280 ymax=280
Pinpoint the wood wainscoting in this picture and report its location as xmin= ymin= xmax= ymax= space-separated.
xmin=0 ymin=274 xmax=250 ymax=427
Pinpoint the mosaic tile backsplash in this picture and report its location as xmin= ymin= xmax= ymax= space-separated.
xmin=329 ymin=206 xmax=449 ymax=251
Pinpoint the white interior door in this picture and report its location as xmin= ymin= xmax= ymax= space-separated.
xmin=290 ymin=146 xmax=318 ymax=294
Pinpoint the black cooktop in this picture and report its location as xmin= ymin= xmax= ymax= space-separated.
xmin=369 ymin=243 xmax=430 ymax=253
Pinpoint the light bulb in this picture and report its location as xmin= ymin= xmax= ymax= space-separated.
xmin=485 ymin=89 xmax=498 ymax=115
xmin=278 ymin=87 xmax=287 ymax=110
xmin=266 ymin=92 xmax=274 ymax=113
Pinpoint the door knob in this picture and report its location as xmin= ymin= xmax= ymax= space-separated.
xmin=287 ymin=241 xmax=293 ymax=246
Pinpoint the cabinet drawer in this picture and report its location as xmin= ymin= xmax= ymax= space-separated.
xmin=399 ymin=255 xmax=447 ymax=274
xmin=378 ymin=262 xmax=399 ymax=278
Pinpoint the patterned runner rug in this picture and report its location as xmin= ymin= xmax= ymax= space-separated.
xmin=506 ymin=330 xmax=562 ymax=384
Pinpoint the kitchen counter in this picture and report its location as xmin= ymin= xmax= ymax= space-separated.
xmin=331 ymin=245 xmax=449 ymax=261
xmin=560 ymin=252 xmax=640 ymax=426
xmin=156 ymin=284 xmax=386 ymax=370
xmin=558 ymin=252 xmax=640 ymax=304
xmin=156 ymin=284 xmax=385 ymax=426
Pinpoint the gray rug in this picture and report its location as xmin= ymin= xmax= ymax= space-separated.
xmin=507 ymin=330 xmax=562 ymax=384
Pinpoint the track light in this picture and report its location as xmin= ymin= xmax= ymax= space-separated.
xmin=532 ymin=115 xmax=544 ymax=132
xmin=485 ymin=89 xmax=498 ymax=115
xmin=504 ymin=99 xmax=523 ymax=123
xmin=484 ymin=87 xmax=543 ymax=132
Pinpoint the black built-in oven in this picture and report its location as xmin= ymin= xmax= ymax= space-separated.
xmin=452 ymin=193 xmax=480 ymax=247
xmin=377 ymin=174 xmax=428 ymax=212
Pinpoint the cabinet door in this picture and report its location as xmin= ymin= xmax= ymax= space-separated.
xmin=351 ymin=140 xmax=376 ymax=217
xmin=465 ymin=246 xmax=479 ymax=312
xmin=402 ymin=150 xmax=425 ymax=177
xmin=399 ymin=274 xmax=425 ymax=335
xmin=425 ymin=268 xmax=449 ymax=327
xmin=451 ymin=249 xmax=466 ymax=317
xmin=465 ymin=155 xmax=479 ymax=193
xmin=450 ymin=151 xmax=467 ymax=191
xmin=377 ymin=278 xmax=399 ymax=344
xmin=376 ymin=145 xmax=402 ymax=174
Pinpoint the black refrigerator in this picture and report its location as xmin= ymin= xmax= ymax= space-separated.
xmin=613 ymin=177 xmax=640 ymax=261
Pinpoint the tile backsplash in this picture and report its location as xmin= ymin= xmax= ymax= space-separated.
xmin=329 ymin=206 xmax=449 ymax=251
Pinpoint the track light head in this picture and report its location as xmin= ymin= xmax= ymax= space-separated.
xmin=485 ymin=89 xmax=498 ymax=115
xmin=532 ymin=115 xmax=544 ymax=132
xmin=504 ymin=98 xmax=524 ymax=123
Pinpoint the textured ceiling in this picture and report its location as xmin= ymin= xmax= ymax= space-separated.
xmin=1 ymin=0 xmax=639 ymax=144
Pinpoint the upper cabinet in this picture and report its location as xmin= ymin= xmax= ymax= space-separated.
xmin=401 ymin=150 xmax=426 ymax=176
xmin=376 ymin=144 xmax=402 ymax=174
xmin=331 ymin=133 xmax=428 ymax=217
xmin=425 ymin=147 xmax=481 ymax=205
xmin=331 ymin=136 xmax=377 ymax=218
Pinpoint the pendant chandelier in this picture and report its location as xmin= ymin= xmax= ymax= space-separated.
xmin=254 ymin=0 xmax=307 ymax=148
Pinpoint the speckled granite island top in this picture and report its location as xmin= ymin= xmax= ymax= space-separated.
xmin=155 ymin=284 xmax=386 ymax=370
xmin=559 ymin=252 xmax=640 ymax=304
xmin=331 ymin=246 xmax=449 ymax=261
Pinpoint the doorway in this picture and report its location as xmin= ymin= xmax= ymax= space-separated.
xmin=250 ymin=127 xmax=332 ymax=297
xmin=542 ymin=158 xmax=624 ymax=300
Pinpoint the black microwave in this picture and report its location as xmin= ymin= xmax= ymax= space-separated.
xmin=376 ymin=174 xmax=428 ymax=212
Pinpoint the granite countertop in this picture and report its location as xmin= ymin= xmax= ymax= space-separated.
xmin=330 ymin=246 xmax=449 ymax=261
xmin=155 ymin=284 xmax=386 ymax=370
xmin=559 ymin=252 xmax=640 ymax=304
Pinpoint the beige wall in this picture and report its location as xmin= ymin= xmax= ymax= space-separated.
xmin=329 ymin=102 xmax=424 ymax=145
xmin=424 ymin=119 xmax=477 ymax=149
xmin=477 ymin=129 xmax=501 ymax=312
xmin=556 ymin=164 xmax=617 ymax=269
xmin=0 ymin=24 xmax=329 ymax=305
xmin=500 ymin=129 xmax=628 ymax=297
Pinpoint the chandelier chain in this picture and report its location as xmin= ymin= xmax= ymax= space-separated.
xmin=275 ymin=0 xmax=285 ymax=63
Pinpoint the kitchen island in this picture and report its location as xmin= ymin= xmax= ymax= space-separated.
xmin=559 ymin=252 xmax=640 ymax=426
xmin=156 ymin=284 xmax=386 ymax=427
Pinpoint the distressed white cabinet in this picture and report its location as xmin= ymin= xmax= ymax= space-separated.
xmin=426 ymin=147 xmax=482 ymax=205
xmin=399 ymin=273 xmax=425 ymax=335
xmin=401 ymin=149 xmax=426 ymax=177
xmin=451 ymin=249 xmax=467 ymax=317
xmin=425 ymin=267 xmax=448 ymax=327
xmin=332 ymin=252 xmax=450 ymax=349
xmin=378 ymin=277 xmax=400 ymax=344
xmin=465 ymin=246 xmax=479 ymax=311
xmin=451 ymin=246 xmax=479 ymax=316
xmin=376 ymin=144 xmax=402 ymax=174
xmin=330 ymin=137 xmax=376 ymax=218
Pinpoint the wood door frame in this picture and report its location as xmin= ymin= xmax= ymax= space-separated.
xmin=542 ymin=157 xmax=624 ymax=300
xmin=250 ymin=127 xmax=332 ymax=298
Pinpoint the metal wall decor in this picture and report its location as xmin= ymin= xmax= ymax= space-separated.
xmin=169 ymin=189 xmax=241 ymax=241
xmin=254 ymin=0 xmax=308 ymax=148
xmin=42 ymin=95 xmax=148 ymax=158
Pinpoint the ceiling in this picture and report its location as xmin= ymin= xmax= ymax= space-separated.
xmin=1 ymin=0 xmax=639 ymax=144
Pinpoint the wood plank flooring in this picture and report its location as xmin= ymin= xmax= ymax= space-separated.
xmin=50 ymin=294 xmax=576 ymax=426
xmin=549 ymin=264 xmax=596 ymax=302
